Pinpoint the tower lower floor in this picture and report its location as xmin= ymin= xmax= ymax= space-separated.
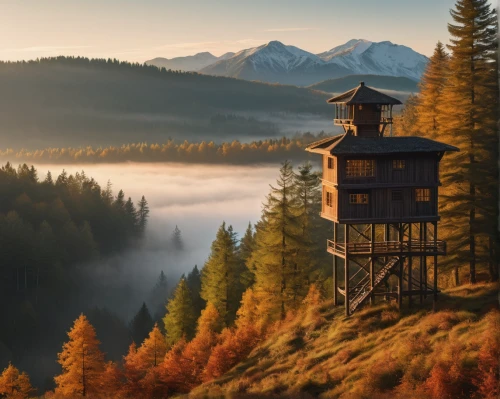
xmin=330 ymin=222 xmax=444 ymax=316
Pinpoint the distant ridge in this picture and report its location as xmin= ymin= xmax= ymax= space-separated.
xmin=145 ymin=51 xmax=235 ymax=72
xmin=309 ymin=74 xmax=419 ymax=93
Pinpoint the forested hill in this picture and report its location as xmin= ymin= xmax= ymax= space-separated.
xmin=0 ymin=57 xmax=331 ymax=149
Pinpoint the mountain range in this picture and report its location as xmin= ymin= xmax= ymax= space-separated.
xmin=146 ymin=39 xmax=429 ymax=86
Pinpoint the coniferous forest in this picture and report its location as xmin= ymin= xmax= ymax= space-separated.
xmin=1 ymin=0 xmax=499 ymax=399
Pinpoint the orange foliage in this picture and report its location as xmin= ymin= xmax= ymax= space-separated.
xmin=98 ymin=361 xmax=123 ymax=398
xmin=159 ymin=338 xmax=190 ymax=394
xmin=136 ymin=323 xmax=167 ymax=368
xmin=122 ymin=343 xmax=142 ymax=398
xmin=474 ymin=310 xmax=500 ymax=399
xmin=54 ymin=314 xmax=105 ymax=397
xmin=0 ymin=363 xmax=34 ymax=399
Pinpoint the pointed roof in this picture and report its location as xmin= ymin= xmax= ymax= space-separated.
xmin=306 ymin=134 xmax=459 ymax=155
xmin=327 ymin=82 xmax=402 ymax=105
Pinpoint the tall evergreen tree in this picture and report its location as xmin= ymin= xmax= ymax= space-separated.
xmin=54 ymin=314 xmax=105 ymax=397
xmin=129 ymin=302 xmax=154 ymax=346
xmin=149 ymin=270 xmax=169 ymax=321
xmin=171 ymin=225 xmax=184 ymax=251
xmin=438 ymin=0 xmax=499 ymax=283
xmin=415 ymin=41 xmax=450 ymax=140
xmin=163 ymin=277 xmax=196 ymax=346
xmin=240 ymin=222 xmax=256 ymax=290
xmin=137 ymin=195 xmax=149 ymax=235
xmin=186 ymin=265 xmax=206 ymax=318
xmin=201 ymin=222 xmax=241 ymax=325
xmin=250 ymin=161 xmax=302 ymax=320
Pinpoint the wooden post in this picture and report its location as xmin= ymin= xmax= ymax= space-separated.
xmin=423 ymin=222 xmax=428 ymax=299
xmin=398 ymin=223 xmax=403 ymax=309
xmin=433 ymin=222 xmax=438 ymax=310
xmin=370 ymin=224 xmax=375 ymax=305
xmin=333 ymin=222 xmax=338 ymax=306
xmin=408 ymin=223 xmax=413 ymax=308
xmin=419 ymin=222 xmax=424 ymax=304
xmin=345 ymin=224 xmax=350 ymax=316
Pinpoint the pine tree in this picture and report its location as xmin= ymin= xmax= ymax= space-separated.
xmin=129 ymin=302 xmax=154 ymax=346
xmin=114 ymin=189 xmax=125 ymax=210
xmin=98 ymin=361 xmax=123 ymax=398
xmin=101 ymin=180 xmax=113 ymax=205
xmin=171 ymin=225 xmax=184 ymax=251
xmin=136 ymin=323 xmax=167 ymax=368
xmin=44 ymin=171 xmax=54 ymax=185
xmin=163 ymin=277 xmax=196 ymax=346
xmin=438 ymin=0 xmax=499 ymax=283
xmin=201 ymin=222 xmax=242 ymax=325
xmin=186 ymin=265 xmax=206 ymax=319
xmin=123 ymin=343 xmax=142 ymax=398
xmin=250 ymin=161 xmax=302 ymax=320
xmin=240 ymin=222 xmax=256 ymax=289
xmin=149 ymin=270 xmax=169 ymax=321
xmin=0 ymin=363 xmax=34 ymax=398
xmin=137 ymin=196 xmax=150 ymax=235
xmin=392 ymin=94 xmax=420 ymax=137
xmin=415 ymin=41 xmax=450 ymax=140
xmin=125 ymin=197 xmax=138 ymax=232
xmin=54 ymin=314 xmax=105 ymax=397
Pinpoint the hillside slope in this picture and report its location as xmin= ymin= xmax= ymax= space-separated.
xmin=191 ymin=283 xmax=499 ymax=399
xmin=0 ymin=57 xmax=331 ymax=149
xmin=309 ymin=75 xmax=419 ymax=93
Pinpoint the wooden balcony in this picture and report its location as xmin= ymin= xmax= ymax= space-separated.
xmin=327 ymin=239 xmax=446 ymax=257
xmin=334 ymin=117 xmax=393 ymax=126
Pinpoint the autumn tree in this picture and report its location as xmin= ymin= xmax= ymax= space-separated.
xmin=159 ymin=338 xmax=189 ymax=394
xmin=54 ymin=314 xmax=105 ymax=397
xmin=0 ymin=363 xmax=34 ymax=399
xmin=98 ymin=362 xmax=123 ymax=398
xmin=122 ymin=343 xmax=142 ymax=398
xmin=163 ymin=277 xmax=196 ymax=346
xmin=136 ymin=323 xmax=167 ymax=369
xmin=201 ymin=222 xmax=242 ymax=325
xmin=392 ymin=94 xmax=420 ymax=137
xmin=250 ymin=161 xmax=303 ymax=320
xmin=438 ymin=0 xmax=499 ymax=283
xmin=415 ymin=41 xmax=449 ymax=139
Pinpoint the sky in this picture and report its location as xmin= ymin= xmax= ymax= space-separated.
xmin=1 ymin=0 xmax=498 ymax=62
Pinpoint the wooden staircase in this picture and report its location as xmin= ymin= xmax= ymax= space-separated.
xmin=348 ymin=257 xmax=401 ymax=314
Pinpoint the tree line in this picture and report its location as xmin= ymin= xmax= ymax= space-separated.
xmin=393 ymin=0 xmax=498 ymax=284
xmin=0 ymin=162 xmax=149 ymax=391
xmin=0 ymin=133 xmax=327 ymax=165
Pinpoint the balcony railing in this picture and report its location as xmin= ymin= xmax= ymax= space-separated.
xmin=334 ymin=117 xmax=393 ymax=125
xmin=327 ymin=240 xmax=446 ymax=256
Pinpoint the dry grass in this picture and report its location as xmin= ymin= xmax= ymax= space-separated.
xmin=188 ymin=282 xmax=499 ymax=399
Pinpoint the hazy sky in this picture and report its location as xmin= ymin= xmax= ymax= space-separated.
xmin=1 ymin=0 xmax=498 ymax=62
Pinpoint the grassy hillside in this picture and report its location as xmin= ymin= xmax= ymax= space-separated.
xmin=309 ymin=74 xmax=419 ymax=93
xmin=0 ymin=57 xmax=331 ymax=149
xmin=190 ymin=283 xmax=499 ymax=399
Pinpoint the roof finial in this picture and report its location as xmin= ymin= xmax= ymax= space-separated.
xmin=360 ymin=81 xmax=365 ymax=86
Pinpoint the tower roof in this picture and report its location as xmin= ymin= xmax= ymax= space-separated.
xmin=327 ymin=82 xmax=403 ymax=105
xmin=306 ymin=134 xmax=459 ymax=156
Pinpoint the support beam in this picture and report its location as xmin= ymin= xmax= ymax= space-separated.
xmin=408 ymin=223 xmax=413 ymax=308
xmin=345 ymin=224 xmax=350 ymax=316
xmin=333 ymin=222 xmax=338 ymax=306
xmin=370 ymin=224 xmax=375 ymax=305
xmin=433 ymin=222 xmax=438 ymax=311
xmin=398 ymin=223 xmax=403 ymax=309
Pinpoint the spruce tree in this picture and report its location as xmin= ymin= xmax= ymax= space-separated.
xmin=149 ymin=270 xmax=169 ymax=320
xmin=201 ymin=222 xmax=241 ymax=325
xmin=137 ymin=195 xmax=149 ymax=235
xmin=171 ymin=225 xmax=184 ymax=251
xmin=415 ymin=41 xmax=450 ymax=140
xmin=163 ymin=277 xmax=196 ymax=346
xmin=250 ymin=161 xmax=302 ymax=320
xmin=129 ymin=302 xmax=154 ymax=345
xmin=438 ymin=0 xmax=499 ymax=283
xmin=186 ymin=265 xmax=206 ymax=319
xmin=240 ymin=222 xmax=256 ymax=289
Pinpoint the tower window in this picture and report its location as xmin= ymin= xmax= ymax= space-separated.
xmin=416 ymin=188 xmax=431 ymax=202
xmin=328 ymin=157 xmax=334 ymax=169
xmin=349 ymin=193 xmax=369 ymax=204
xmin=392 ymin=190 xmax=403 ymax=201
xmin=326 ymin=192 xmax=333 ymax=207
xmin=346 ymin=160 xmax=375 ymax=178
xmin=393 ymin=160 xmax=405 ymax=170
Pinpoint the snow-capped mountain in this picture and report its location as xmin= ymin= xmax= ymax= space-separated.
xmin=145 ymin=51 xmax=235 ymax=72
xmin=147 ymin=39 xmax=428 ymax=86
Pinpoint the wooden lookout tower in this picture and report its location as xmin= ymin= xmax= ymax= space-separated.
xmin=306 ymin=82 xmax=458 ymax=316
